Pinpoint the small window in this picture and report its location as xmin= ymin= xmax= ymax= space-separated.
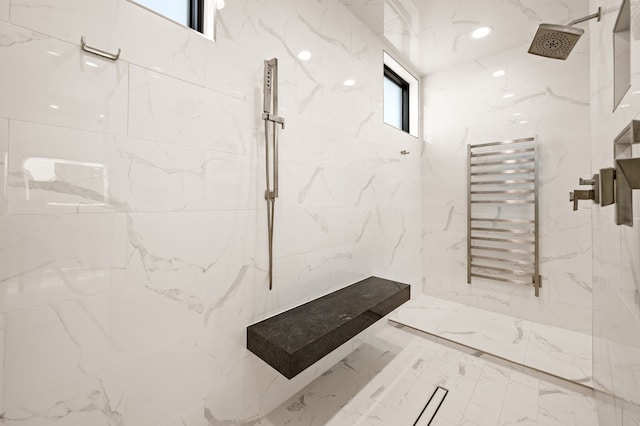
xmin=383 ymin=52 xmax=418 ymax=137
xmin=384 ymin=65 xmax=410 ymax=132
xmin=131 ymin=0 xmax=212 ymax=38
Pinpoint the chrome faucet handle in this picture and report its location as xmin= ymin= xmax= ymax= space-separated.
xmin=570 ymin=189 xmax=596 ymax=211
xmin=569 ymin=192 xmax=578 ymax=211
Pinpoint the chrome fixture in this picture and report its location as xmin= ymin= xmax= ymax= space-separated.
xmin=527 ymin=7 xmax=601 ymax=60
xmin=569 ymin=175 xmax=599 ymax=210
xmin=614 ymin=120 xmax=640 ymax=226
xmin=263 ymin=58 xmax=285 ymax=290
xmin=578 ymin=121 xmax=640 ymax=227
xmin=80 ymin=36 xmax=121 ymax=61
xmin=467 ymin=137 xmax=541 ymax=297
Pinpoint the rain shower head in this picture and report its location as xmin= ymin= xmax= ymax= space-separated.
xmin=527 ymin=7 xmax=601 ymax=60
xmin=528 ymin=24 xmax=584 ymax=60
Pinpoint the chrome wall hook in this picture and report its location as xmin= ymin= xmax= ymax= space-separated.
xmin=80 ymin=36 xmax=121 ymax=61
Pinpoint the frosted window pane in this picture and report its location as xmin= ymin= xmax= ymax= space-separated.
xmin=384 ymin=76 xmax=403 ymax=129
xmin=135 ymin=0 xmax=190 ymax=26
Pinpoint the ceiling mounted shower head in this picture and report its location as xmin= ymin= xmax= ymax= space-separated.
xmin=527 ymin=7 xmax=601 ymax=60
xmin=528 ymin=24 xmax=584 ymax=60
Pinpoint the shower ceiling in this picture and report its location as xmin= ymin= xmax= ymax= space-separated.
xmin=340 ymin=0 xmax=590 ymax=76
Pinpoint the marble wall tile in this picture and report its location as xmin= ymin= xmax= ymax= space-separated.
xmin=0 ymin=118 xmax=7 ymax=215
xmin=128 ymin=65 xmax=258 ymax=154
xmin=204 ymin=150 xmax=260 ymax=211
xmin=421 ymin=35 xmax=592 ymax=332
xmin=161 ymin=403 xmax=207 ymax=426
xmin=0 ymin=2 xmax=8 ymax=22
xmin=9 ymin=0 xmax=120 ymax=55
xmin=126 ymin=211 xmax=262 ymax=313
xmin=116 ymin=340 xmax=212 ymax=426
xmin=0 ymin=214 xmax=127 ymax=313
xmin=4 ymin=305 xmax=90 ymax=408
xmin=591 ymin=0 xmax=640 ymax=423
xmin=10 ymin=0 xmax=208 ymax=86
xmin=7 ymin=121 xmax=236 ymax=215
xmin=0 ymin=375 xmax=125 ymax=425
xmin=110 ymin=136 xmax=209 ymax=213
xmin=0 ymin=21 xmax=128 ymax=135
xmin=0 ymin=313 xmax=4 ymax=414
xmin=0 ymin=0 xmax=423 ymax=421
xmin=3 ymin=286 xmax=202 ymax=412
xmin=7 ymin=120 xmax=117 ymax=214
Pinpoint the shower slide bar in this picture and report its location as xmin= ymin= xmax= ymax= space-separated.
xmin=263 ymin=58 xmax=285 ymax=290
xmin=467 ymin=137 xmax=541 ymax=296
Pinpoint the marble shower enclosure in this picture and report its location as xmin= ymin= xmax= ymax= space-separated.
xmin=590 ymin=0 xmax=640 ymax=423
xmin=0 ymin=0 xmax=422 ymax=423
xmin=421 ymin=2 xmax=593 ymax=334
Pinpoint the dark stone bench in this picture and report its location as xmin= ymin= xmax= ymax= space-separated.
xmin=247 ymin=276 xmax=410 ymax=379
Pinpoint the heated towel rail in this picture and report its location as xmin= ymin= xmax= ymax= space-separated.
xmin=467 ymin=137 xmax=541 ymax=297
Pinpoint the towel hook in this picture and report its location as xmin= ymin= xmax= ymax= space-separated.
xmin=80 ymin=36 xmax=121 ymax=61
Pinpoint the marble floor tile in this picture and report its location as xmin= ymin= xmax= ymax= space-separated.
xmin=258 ymin=323 xmax=598 ymax=426
xmin=390 ymin=295 xmax=593 ymax=387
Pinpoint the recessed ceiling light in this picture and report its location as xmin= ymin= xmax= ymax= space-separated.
xmin=216 ymin=0 xmax=225 ymax=9
xmin=492 ymin=70 xmax=506 ymax=77
xmin=343 ymin=79 xmax=355 ymax=86
xmin=619 ymin=104 xmax=630 ymax=108
xmin=512 ymin=112 xmax=522 ymax=117
xmin=471 ymin=26 xmax=493 ymax=39
xmin=297 ymin=50 xmax=311 ymax=61
xmin=49 ymin=104 xmax=59 ymax=110
xmin=503 ymin=93 xmax=514 ymax=99
xmin=47 ymin=51 xmax=60 ymax=57
xmin=632 ymin=90 xmax=640 ymax=95
xmin=519 ymin=120 xmax=528 ymax=124
xmin=85 ymin=61 xmax=98 ymax=68
xmin=98 ymin=114 xmax=105 ymax=118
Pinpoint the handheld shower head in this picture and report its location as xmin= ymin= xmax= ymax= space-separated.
xmin=527 ymin=7 xmax=601 ymax=60
xmin=528 ymin=24 xmax=584 ymax=60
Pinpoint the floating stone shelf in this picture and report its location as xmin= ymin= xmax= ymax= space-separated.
xmin=247 ymin=276 xmax=410 ymax=379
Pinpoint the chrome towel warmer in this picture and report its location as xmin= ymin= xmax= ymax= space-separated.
xmin=263 ymin=58 xmax=285 ymax=290
xmin=467 ymin=137 xmax=541 ymax=297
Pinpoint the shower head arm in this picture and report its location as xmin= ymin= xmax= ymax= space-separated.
xmin=568 ymin=6 xmax=601 ymax=26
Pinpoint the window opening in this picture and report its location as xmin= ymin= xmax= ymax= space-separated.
xmin=384 ymin=65 xmax=410 ymax=132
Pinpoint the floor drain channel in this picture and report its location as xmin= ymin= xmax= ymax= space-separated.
xmin=413 ymin=386 xmax=449 ymax=426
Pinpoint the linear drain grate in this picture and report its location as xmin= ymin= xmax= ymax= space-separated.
xmin=413 ymin=386 xmax=449 ymax=426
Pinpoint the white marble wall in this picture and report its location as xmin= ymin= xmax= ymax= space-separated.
xmin=590 ymin=0 xmax=640 ymax=423
xmin=421 ymin=4 xmax=594 ymax=334
xmin=0 ymin=0 xmax=422 ymax=424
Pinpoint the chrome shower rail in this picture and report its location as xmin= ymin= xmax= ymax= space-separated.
xmin=467 ymin=137 xmax=541 ymax=296
xmin=263 ymin=58 xmax=285 ymax=290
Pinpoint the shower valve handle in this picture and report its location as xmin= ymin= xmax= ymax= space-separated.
xmin=569 ymin=189 xmax=595 ymax=211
